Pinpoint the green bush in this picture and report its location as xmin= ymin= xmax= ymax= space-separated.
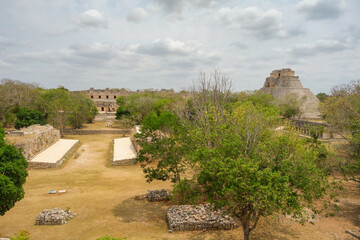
xmin=14 ymin=107 xmax=46 ymax=129
xmin=171 ymin=178 xmax=201 ymax=205
xmin=10 ymin=230 xmax=30 ymax=240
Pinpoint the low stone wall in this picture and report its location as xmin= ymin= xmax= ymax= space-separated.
xmin=167 ymin=204 xmax=237 ymax=232
xmin=63 ymin=129 xmax=131 ymax=135
xmin=147 ymin=189 xmax=170 ymax=201
xmin=8 ymin=124 xmax=60 ymax=160
xmin=94 ymin=112 xmax=116 ymax=122
xmin=35 ymin=207 xmax=75 ymax=225
xmin=28 ymin=140 xmax=80 ymax=169
xmin=112 ymin=158 xmax=135 ymax=166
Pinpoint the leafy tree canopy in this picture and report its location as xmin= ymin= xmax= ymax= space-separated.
xmin=15 ymin=107 xmax=46 ymax=129
xmin=135 ymin=72 xmax=335 ymax=240
xmin=0 ymin=125 xmax=28 ymax=215
xmin=320 ymin=80 xmax=360 ymax=176
xmin=115 ymin=92 xmax=177 ymax=124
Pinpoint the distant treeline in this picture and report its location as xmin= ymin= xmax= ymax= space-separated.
xmin=0 ymin=79 xmax=97 ymax=135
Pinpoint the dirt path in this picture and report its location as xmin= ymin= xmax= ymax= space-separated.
xmin=0 ymin=133 xmax=359 ymax=240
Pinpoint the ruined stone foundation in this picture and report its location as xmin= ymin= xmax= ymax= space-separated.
xmin=6 ymin=124 xmax=60 ymax=160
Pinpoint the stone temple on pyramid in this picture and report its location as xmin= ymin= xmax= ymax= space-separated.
xmin=261 ymin=68 xmax=321 ymax=119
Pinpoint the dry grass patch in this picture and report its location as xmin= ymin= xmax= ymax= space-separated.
xmin=0 ymin=132 xmax=359 ymax=240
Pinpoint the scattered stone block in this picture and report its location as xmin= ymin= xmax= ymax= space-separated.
xmin=35 ymin=207 xmax=74 ymax=225
xmin=48 ymin=190 xmax=56 ymax=194
xmin=147 ymin=189 xmax=170 ymax=201
xmin=167 ymin=204 xmax=237 ymax=232
xmin=58 ymin=190 xmax=67 ymax=194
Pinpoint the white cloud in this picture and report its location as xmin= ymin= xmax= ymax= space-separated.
xmin=127 ymin=8 xmax=148 ymax=23
xmin=288 ymin=39 xmax=350 ymax=57
xmin=217 ymin=7 xmax=294 ymax=40
xmin=134 ymin=38 xmax=201 ymax=56
xmin=0 ymin=58 xmax=11 ymax=67
xmin=77 ymin=9 xmax=107 ymax=28
xmin=0 ymin=36 xmax=28 ymax=48
xmin=297 ymin=0 xmax=346 ymax=20
xmin=151 ymin=0 xmax=224 ymax=18
xmin=153 ymin=0 xmax=223 ymax=12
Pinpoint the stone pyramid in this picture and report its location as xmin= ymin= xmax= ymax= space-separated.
xmin=261 ymin=68 xmax=321 ymax=119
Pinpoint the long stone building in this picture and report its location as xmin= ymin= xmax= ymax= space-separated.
xmin=261 ymin=68 xmax=321 ymax=119
xmin=75 ymin=88 xmax=131 ymax=112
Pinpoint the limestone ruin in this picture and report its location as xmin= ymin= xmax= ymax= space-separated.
xmin=261 ymin=68 xmax=321 ymax=119
xmin=74 ymin=88 xmax=131 ymax=113
xmin=6 ymin=124 xmax=79 ymax=168
xmin=6 ymin=124 xmax=60 ymax=160
xmin=147 ymin=189 xmax=170 ymax=201
xmin=167 ymin=204 xmax=237 ymax=232
xmin=35 ymin=207 xmax=75 ymax=225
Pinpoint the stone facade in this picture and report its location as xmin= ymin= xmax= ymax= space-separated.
xmin=35 ymin=208 xmax=75 ymax=225
xmin=261 ymin=69 xmax=321 ymax=119
xmin=7 ymin=124 xmax=60 ymax=160
xmin=167 ymin=204 xmax=237 ymax=232
xmin=74 ymin=88 xmax=131 ymax=113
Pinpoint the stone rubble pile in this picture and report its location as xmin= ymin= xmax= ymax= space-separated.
xmin=167 ymin=204 xmax=237 ymax=232
xmin=35 ymin=207 xmax=75 ymax=225
xmin=147 ymin=189 xmax=170 ymax=202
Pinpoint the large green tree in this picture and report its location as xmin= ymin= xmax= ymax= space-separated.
xmin=195 ymin=103 xmax=328 ymax=240
xmin=320 ymin=80 xmax=360 ymax=176
xmin=136 ymin=111 xmax=191 ymax=183
xmin=37 ymin=88 xmax=97 ymax=135
xmin=67 ymin=92 xmax=98 ymax=129
xmin=136 ymin=72 xmax=334 ymax=240
xmin=0 ymin=125 xmax=28 ymax=215
xmin=0 ymin=79 xmax=40 ymax=127
xmin=115 ymin=92 xmax=175 ymax=123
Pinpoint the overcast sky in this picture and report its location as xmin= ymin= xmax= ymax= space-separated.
xmin=0 ymin=0 xmax=359 ymax=93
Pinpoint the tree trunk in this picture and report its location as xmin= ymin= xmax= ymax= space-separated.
xmin=243 ymin=226 xmax=250 ymax=240
xmin=242 ymin=218 xmax=251 ymax=240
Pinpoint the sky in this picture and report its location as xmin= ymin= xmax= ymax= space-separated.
xmin=0 ymin=0 xmax=359 ymax=93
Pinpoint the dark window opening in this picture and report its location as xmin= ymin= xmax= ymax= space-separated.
xmin=91 ymin=95 xmax=93 ymax=99
xmin=114 ymin=96 xmax=116 ymax=99
xmin=101 ymin=107 xmax=104 ymax=111
xmin=99 ymin=96 xmax=101 ymax=99
xmin=106 ymin=95 xmax=109 ymax=99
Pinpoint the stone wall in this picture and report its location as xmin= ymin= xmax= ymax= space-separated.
xmin=94 ymin=112 xmax=117 ymax=121
xmin=63 ymin=129 xmax=131 ymax=135
xmin=112 ymin=158 xmax=135 ymax=166
xmin=167 ymin=204 xmax=237 ymax=232
xmin=7 ymin=124 xmax=60 ymax=160
xmin=28 ymin=140 xmax=80 ymax=169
